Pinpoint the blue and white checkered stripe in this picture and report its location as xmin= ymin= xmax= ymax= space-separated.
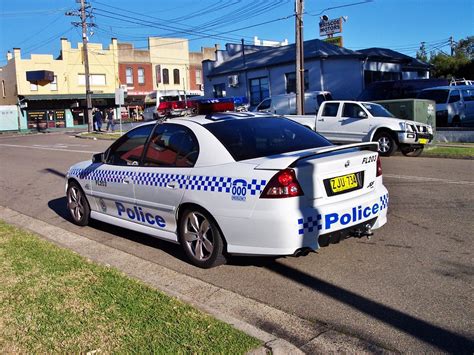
xmin=298 ymin=214 xmax=322 ymax=235
xmin=69 ymin=168 xmax=266 ymax=196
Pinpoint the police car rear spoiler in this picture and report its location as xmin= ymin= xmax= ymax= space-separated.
xmin=254 ymin=142 xmax=379 ymax=170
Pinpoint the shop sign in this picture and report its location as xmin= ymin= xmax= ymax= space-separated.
xmin=319 ymin=18 xmax=343 ymax=36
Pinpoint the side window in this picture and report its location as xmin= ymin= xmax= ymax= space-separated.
xmin=342 ymin=103 xmax=365 ymax=118
xmin=258 ymin=98 xmax=271 ymax=110
xmin=462 ymin=90 xmax=474 ymax=101
xmin=321 ymin=103 xmax=340 ymax=117
xmin=448 ymin=90 xmax=461 ymax=103
xmin=106 ymin=125 xmax=153 ymax=166
xmin=143 ymin=124 xmax=199 ymax=168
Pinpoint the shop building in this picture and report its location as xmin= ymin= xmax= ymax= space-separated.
xmin=0 ymin=38 xmax=119 ymax=130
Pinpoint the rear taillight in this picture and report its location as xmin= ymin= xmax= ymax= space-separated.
xmin=376 ymin=155 xmax=382 ymax=177
xmin=260 ymin=169 xmax=304 ymax=198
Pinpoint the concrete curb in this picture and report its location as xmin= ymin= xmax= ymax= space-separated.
xmin=0 ymin=206 xmax=389 ymax=354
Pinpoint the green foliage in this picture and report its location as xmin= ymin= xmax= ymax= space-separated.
xmin=416 ymin=42 xmax=428 ymax=63
xmin=429 ymin=36 xmax=474 ymax=79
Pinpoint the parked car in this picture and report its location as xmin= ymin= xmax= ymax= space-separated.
xmin=65 ymin=113 xmax=388 ymax=268
xmin=357 ymin=79 xmax=449 ymax=101
xmin=417 ymin=85 xmax=474 ymax=127
xmin=253 ymin=91 xmax=333 ymax=115
xmin=313 ymin=101 xmax=433 ymax=157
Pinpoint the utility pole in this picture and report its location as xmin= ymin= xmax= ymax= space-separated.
xmin=449 ymin=36 xmax=454 ymax=56
xmin=67 ymin=1 xmax=94 ymax=132
xmin=295 ymin=0 xmax=305 ymax=115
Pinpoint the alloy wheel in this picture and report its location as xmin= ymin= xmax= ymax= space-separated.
xmin=183 ymin=212 xmax=214 ymax=261
xmin=68 ymin=185 xmax=85 ymax=222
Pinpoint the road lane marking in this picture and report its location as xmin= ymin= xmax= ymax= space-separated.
xmin=385 ymin=174 xmax=474 ymax=185
xmin=0 ymin=143 xmax=97 ymax=154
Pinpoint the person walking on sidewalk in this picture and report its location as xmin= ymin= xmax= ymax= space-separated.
xmin=94 ymin=109 xmax=103 ymax=132
xmin=106 ymin=108 xmax=115 ymax=132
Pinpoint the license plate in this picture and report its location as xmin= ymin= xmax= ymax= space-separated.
xmin=418 ymin=138 xmax=428 ymax=144
xmin=330 ymin=173 xmax=358 ymax=193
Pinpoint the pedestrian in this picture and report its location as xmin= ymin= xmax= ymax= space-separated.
xmin=92 ymin=108 xmax=98 ymax=131
xmin=106 ymin=108 xmax=115 ymax=132
xmin=94 ymin=109 xmax=103 ymax=132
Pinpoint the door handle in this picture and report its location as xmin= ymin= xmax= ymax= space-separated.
xmin=317 ymin=118 xmax=325 ymax=122
xmin=123 ymin=178 xmax=131 ymax=184
xmin=167 ymin=182 xmax=176 ymax=189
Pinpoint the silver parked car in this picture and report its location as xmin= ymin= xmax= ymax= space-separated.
xmin=418 ymin=85 xmax=474 ymax=127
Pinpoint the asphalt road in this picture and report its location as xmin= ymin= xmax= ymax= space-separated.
xmin=0 ymin=132 xmax=473 ymax=353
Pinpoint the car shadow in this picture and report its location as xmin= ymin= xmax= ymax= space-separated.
xmin=48 ymin=197 xmax=191 ymax=263
xmin=264 ymin=261 xmax=474 ymax=353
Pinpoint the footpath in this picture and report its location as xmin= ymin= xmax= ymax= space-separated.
xmin=0 ymin=206 xmax=389 ymax=354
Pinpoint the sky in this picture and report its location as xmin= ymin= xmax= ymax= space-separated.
xmin=0 ymin=0 xmax=472 ymax=65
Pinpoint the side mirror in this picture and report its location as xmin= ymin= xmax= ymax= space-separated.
xmin=358 ymin=111 xmax=368 ymax=119
xmin=92 ymin=152 xmax=105 ymax=164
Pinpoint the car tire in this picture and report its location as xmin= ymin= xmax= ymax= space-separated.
xmin=400 ymin=145 xmax=424 ymax=157
xmin=178 ymin=207 xmax=227 ymax=268
xmin=66 ymin=181 xmax=90 ymax=226
xmin=373 ymin=131 xmax=397 ymax=157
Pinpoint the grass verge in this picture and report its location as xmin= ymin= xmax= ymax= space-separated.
xmin=0 ymin=221 xmax=260 ymax=353
xmin=79 ymin=132 xmax=122 ymax=140
xmin=422 ymin=145 xmax=474 ymax=159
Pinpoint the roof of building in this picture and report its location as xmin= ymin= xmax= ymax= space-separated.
xmin=357 ymin=47 xmax=430 ymax=69
xmin=207 ymin=41 xmax=430 ymax=77
xmin=207 ymin=39 xmax=365 ymax=77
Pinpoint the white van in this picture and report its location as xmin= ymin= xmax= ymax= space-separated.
xmin=418 ymin=85 xmax=474 ymax=127
xmin=253 ymin=91 xmax=333 ymax=115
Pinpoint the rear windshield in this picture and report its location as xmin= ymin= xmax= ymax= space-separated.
xmin=205 ymin=117 xmax=331 ymax=161
xmin=417 ymin=90 xmax=449 ymax=104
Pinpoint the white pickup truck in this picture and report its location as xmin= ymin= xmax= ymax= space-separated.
xmin=287 ymin=100 xmax=434 ymax=156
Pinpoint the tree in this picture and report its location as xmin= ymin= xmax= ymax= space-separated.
xmin=416 ymin=42 xmax=428 ymax=63
xmin=429 ymin=36 xmax=474 ymax=78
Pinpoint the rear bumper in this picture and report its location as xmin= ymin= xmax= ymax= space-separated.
xmin=222 ymin=185 xmax=389 ymax=256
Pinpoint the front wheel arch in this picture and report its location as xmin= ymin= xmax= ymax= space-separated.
xmin=372 ymin=128 xmax=398 ymax=156
xmin=177 ymin=202 xmax=228 ymax=252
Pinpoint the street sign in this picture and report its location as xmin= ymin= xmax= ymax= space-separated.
xmin=115 ymin=88 xmax=125 ymax=106
xmin=319 ymin=18 xmax=343 ymax=36
xmin=324 ymin=36 xmax=343 ymax=47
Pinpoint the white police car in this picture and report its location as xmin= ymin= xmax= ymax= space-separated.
xmin=66 ymin=113 xmax=388 ymax=268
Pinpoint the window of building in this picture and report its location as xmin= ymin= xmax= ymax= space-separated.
xmin=249 ymin=77 xmax=269 ymax=106
xmin=285 ymin=71 xmax=309 ymax=93
xmin=143 ymin=124 xmax=199 ymax=168
xmin=126 ymin=67 xmax=133 ymax=85
xmin=138 ymin=68 xmax=145 ymax=85
xmin=1 ymin=80 xmax=5 ymax=97
xmin=195 ymin=70 xmax=202 ymax=85
xmin=50 ymin=76 xmax=58 ymax=91
xmin=79 ymin=74 xmax=106 ymax=86
xmin=163 ymin=68 xmax=169 ymax=84
xmin=30 ymin=82 xmax=38 ymax=91
xmin=213 ymin=83 xmax=226 ymax=98
xmin=155 ymin=65 xmax=161 ymax=85
xmin=173 ymin=69 xmax=180 ymax=85
xmin=364 ymin=70 xmax=401 ymax=86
